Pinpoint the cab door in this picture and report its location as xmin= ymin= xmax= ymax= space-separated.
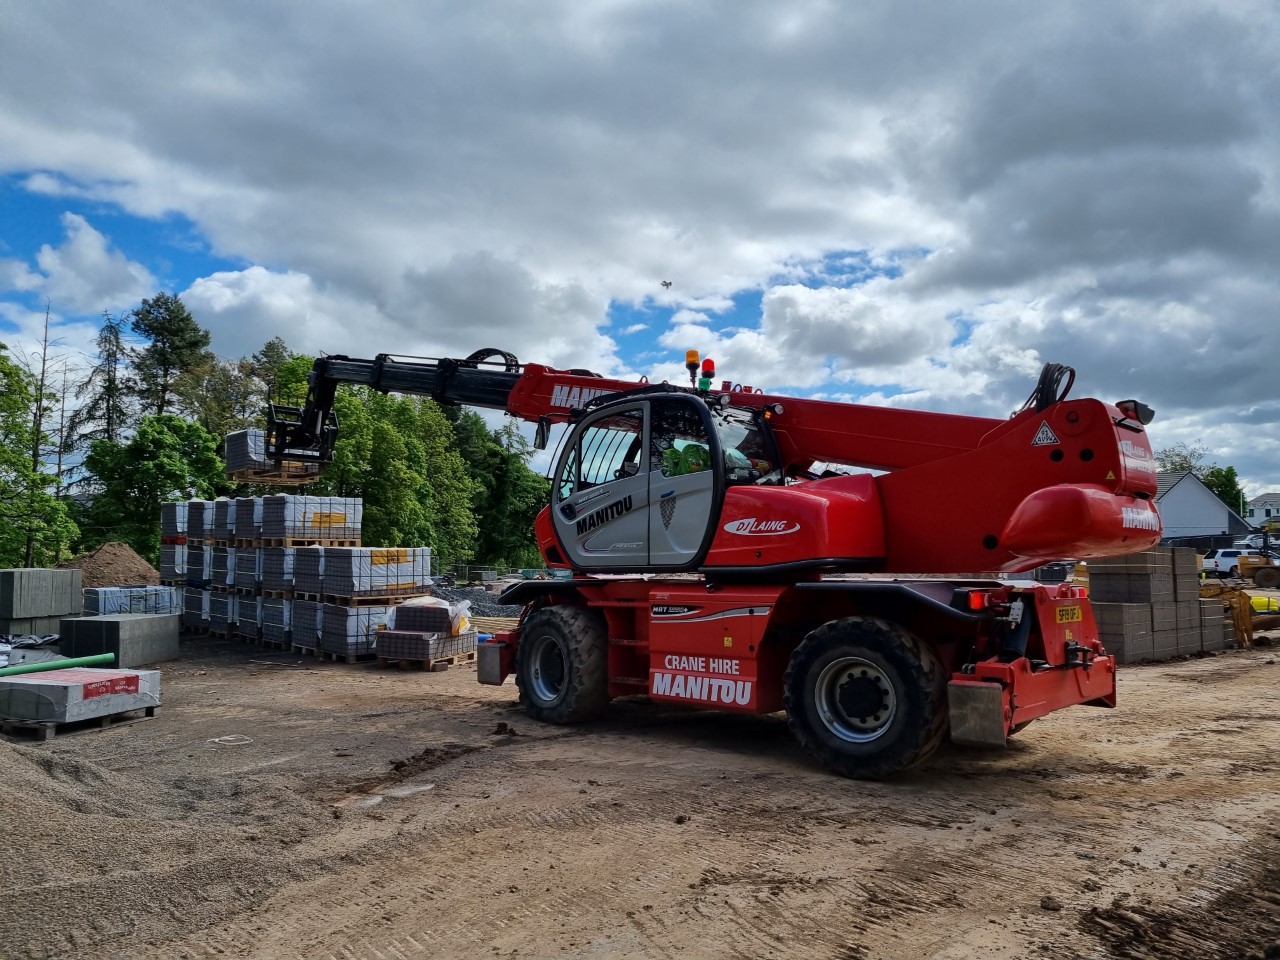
xmin=550 ymin=405 xmax=651 ymax=569
xmin=646 ymin=396 xmax=720 ymax=569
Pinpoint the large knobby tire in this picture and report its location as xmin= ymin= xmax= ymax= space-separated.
xmin=515 ymin=605 xmax=609 ymax=724
xmin=783 ymin=617 xmax=948 ymax=780
xmin=1255 ymin=566 xmax=1280 ymax=589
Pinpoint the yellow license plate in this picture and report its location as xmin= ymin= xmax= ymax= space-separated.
xmin=1056 ymin=605 xmax=1083 ymax=624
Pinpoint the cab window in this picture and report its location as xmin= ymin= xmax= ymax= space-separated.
xmin=713 ymin=406 xmax=782 ymax=486
xmin=650 ymin=399 xmax=711 ymax=477
xmin=556 ymin=408 xmax=644 ymax=500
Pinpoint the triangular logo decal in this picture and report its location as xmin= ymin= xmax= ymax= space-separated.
xmin=1031 ymin=422 xmax=1060 ymax=446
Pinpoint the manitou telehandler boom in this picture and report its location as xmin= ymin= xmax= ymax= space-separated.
xmin=257 ymin=348 xmax=1162 ymax=778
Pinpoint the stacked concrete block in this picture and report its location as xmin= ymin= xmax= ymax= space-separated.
xmin=161 ymin=502 xmax=188 ymax=539
xmin=234 ymin=548 xmax=262 ymax=591
xmin=185 ymin=545 xmax=213 ymax=589
xmin=1091 ymin=602 xmax=1154 ymax=664
xmin=210 ymin=547 xmax=236 ymax=588
xmin=292 ymin=599 xmax=323 ymax=648
xmin=1 ymin=568 xmax=83 ymax=636
xmin=261 ymin=495 xmax=363 ymax=541
xmin=262 ymin=548 xmax=295 ymax=592
xmin=321 ymin=547 xmax=431 ymax=599
xmin=320 ymin=603 xmax=392 ymax=658
xmin=233 ymin=497 xmax=262 ymax=540
xmin=293 ymin=547 xmax=325 ymax=594
xmin=1087 ymin=548 xmax=1208 ymax=661
xmin=83 ymin=586 xmax=182 ymax=616
xmin=59 ymin=613 xmax=181 ymax=667
xmin=183 ymin=588 xmax=209 ymax=630
xmin=237 ymin=598 xmax=262 ymax=639
xmin=209 ymin=593 xmax=239 ymax=633
xmin=262 ymin=598 xmax=291 ymax=643
xmin=187 ymin=500 xmax=213 ymax=543
xmin=0 ymin=667 xmax=161 ymax=725
xmin=1199 ymin=599 xmax=1227 ymax=652
xmin=159 ymin=544 xmax=187 ymax=581
xmin=212 ymin=498 xmax=237 ymax=541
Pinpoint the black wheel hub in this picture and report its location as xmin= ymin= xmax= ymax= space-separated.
xmin=838 ymin=675 xmax=889 ymax=721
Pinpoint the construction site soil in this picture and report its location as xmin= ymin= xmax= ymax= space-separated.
xmin=57 ymin=541 xmax=160 ymax=588
xmin=1 ymin=634 xmax=1277 ymax=960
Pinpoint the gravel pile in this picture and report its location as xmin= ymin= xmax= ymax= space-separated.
xmin=430 ymin=584 xmax=523 ymax=617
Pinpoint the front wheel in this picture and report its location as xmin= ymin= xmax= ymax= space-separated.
xmin=783 ymin=617 xmax=948 ymax=780
xmin=515 ymin=605 xmax=609 ymax=724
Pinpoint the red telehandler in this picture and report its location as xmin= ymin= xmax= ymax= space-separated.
xmin=259 ymin=348 xmax=1162 ymax=778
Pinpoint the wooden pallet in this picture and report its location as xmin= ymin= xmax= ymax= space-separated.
xmin=259 ymin=637 xmax=290 ymax=651
xmin=208 ymin=627 xmax=234 ymax=639
xmin=471 ymin=616 xmax=521 ymax=633
xmin=182 ymin=624 xmax=210 ymax=636
xmin=2 ymin=707 xmax=157 ymax=741
xmin=323 ymin=593 xmax=421 ymax=607
xmin=233 ymin=586 xmax=262 ymax=596
xmin=376 ymin=650 xmax=477 ymax=672
xmin=296 ymin=592 xmax=323 ymax=602
xmin=290 ymin=642 xmax=318 ymax=656
xmin=159 ymin=578 xmax=184 ymax=587
xmin=259 ymin=537 xmax=360 ymax=548
xmin=228 ymin=467 xmax=319 ymax=486
xmin=314 ymin=649 xmax=376 ymax=664
xmin=261 ymin=589 xmax=294 ymax=599
xmin=210 ymin=539 xmax=233 ymax=548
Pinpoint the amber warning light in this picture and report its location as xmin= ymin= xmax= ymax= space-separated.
xmin=686 ymin=350 xmax=700 ymax=386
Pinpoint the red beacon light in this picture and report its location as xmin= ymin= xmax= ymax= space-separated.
xmin=698 ymin=358 xmax=715 ymax=391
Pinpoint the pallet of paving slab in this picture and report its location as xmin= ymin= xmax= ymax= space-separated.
xmin=1 ymin=706 xmax=158 ymax=741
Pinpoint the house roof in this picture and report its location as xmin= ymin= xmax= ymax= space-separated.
xmin=1155 ymin=472 xmax=1193 ymax=500
xmin=1247 ymin=492 xmax=1280 ymax=507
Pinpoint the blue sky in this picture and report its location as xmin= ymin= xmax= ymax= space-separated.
xmin=2 ymin=2 xmax=1279 ymax=495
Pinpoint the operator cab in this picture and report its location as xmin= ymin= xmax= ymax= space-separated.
xmin=549 ymin=392 xmax=781 ymax=572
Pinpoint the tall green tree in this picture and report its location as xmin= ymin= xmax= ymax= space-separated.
xmin=130 ymin=292 xmax=212 ymax=417
xmin=174 ymin=356 xmax=262 ymax=438
xmin=1202 ymin=465 xmax=1247 ymax=517
xmin=0 ymin=342 xmax=78 ymax=566
xmin=251 ymin=336 xmax=293 ymax=400
xmin=65 ymin=310 xmax=134 ymax=456
xmin=79 ymin=414 xmax=226 ymax=562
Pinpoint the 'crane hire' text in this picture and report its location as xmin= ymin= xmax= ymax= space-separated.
xmin=576 ymin=496 xmax=633 ymax=535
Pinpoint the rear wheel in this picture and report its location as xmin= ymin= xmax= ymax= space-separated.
xmin=1229 ymin=565 xmax=1240 ymax=578
xmin=784 ymin=617 xmax=948 ymax=780
xmin=515 ymin=605 xmax=609 ymax=724
xmin=1255 ymin=567 xmax=1280 ymax=589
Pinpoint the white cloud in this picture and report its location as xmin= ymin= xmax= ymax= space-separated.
xmin=29 ymin=214 xmax=156 ymax=315
xmin=1 ymin=1 xmax=1279 ymax=486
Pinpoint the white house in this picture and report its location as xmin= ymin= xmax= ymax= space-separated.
xmin=1155 ymin=472 xmax=1250 ymax=541
xmin=1245 ymin=492 xmax=1280 ymax=527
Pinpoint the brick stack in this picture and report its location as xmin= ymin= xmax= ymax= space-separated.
xmin=166 ymin=495 xmax=442 ymax=663
xmin=1088 ymin=547 xmax=1229 ymax=663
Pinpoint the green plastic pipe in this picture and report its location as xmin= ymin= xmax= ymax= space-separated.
xmin=0 ymin=653 xmax=116 ymax=676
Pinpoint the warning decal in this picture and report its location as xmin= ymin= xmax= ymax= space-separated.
xmin=1031 ymin=422 xmax=1060 ymax=446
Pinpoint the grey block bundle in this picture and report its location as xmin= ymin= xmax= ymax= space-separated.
xmin=1 ymin=568 xmax=82 ymax=636
xmin=1088 ymin=547 xmax=1222 ymax=663
xmin=83 ymin=586 xmax=182 ymax=616
xmin=320 ymin=604 xmax=392 ymax=657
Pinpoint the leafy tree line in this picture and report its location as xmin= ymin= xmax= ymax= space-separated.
xmin=1155 ymin=441 xmax=1247 ymax=516
xmin=1 ymin=293 xmax=549 ymax=570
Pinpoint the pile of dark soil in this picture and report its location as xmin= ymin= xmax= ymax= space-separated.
xmin=59 ymin=541 xmax=160 ymax=587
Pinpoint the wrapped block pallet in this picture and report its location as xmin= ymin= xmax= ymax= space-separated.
xmin=161 ymin=502 xmax=188 ymax=539
xmin=238 ymin=597 xmax=262 ymax=639
xmin=225 ymin=429 xmax=321 ymax=482
xmin=233 ymin=497 xmax=264 ymax=540
xmin=234 ymin=548 xmax=262 ymax=591
xmin=261 ymin=495 xmax=362 ymax=542
xmin=159 ymin=544 xmax=187 ymax=580
xmin=322 ymin=547 xmax=431 ymax=599
xmin=83 ymin=586 xmax=182 ymax=616
xmin=262 ymin=548 xmax=295 ymax=592
xmin=209 ymin=593 xmax=239 ymax=633
xmin=262 ymin=598 xmax=292 ymax=643
xmin=293 ymin=547 xmax=325 ymax=594
xmin=320 ymin=604 xmax=392 ymax=659
xmin=292 ymin=599 xmax=323 ymax=648
xmin=183 ymin=588 xmax=209 ymax=630
xmin=212 ymin=498 xmax=237 ymax=541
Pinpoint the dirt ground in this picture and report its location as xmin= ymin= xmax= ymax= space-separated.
xmin=2 ymin=633 xmax=1278 ymax=960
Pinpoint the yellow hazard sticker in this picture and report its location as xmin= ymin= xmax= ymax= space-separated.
xmin=1106 ymin=470 xmax=1116 ymax=480
xmin=1056 ymin=605 xmax=1083 ymax=624
xmin=723 ymin=636 xmax=733 ymax=647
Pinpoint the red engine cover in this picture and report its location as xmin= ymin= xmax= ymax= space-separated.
xmin=703 ymin=474 xmax=886 ymax=568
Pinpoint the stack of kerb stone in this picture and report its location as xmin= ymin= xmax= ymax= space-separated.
xmin=321 ymin=547 xmax=431 ymax=599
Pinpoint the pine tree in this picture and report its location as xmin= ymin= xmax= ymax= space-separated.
xmin=65 ymin=310 xmax=134 ymax=455
xmin=130 ymin=292 xmax=212 ymax=416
